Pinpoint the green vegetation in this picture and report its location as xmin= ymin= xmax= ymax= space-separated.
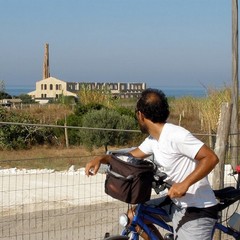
xmin=0 ymin=107 xmax=56 ymax=150
xmin=0 ymin=86 xmax=233 ymax=151
xmin=18 ymin=94 xmax=35 ymax=104
xmin=80 ymin=108 xmax=137 ymax=151
xmin=0 ymin=91 xmax=11 ymax=99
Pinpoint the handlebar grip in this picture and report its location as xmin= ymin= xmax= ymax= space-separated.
xmin=236 ymin=166 xmax=240 ymax=173
xmin=163 ymin=182 xmax=172 ymax=189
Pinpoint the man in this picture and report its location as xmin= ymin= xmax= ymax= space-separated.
xmin=85 ymin=88 xmax=219 ymax=240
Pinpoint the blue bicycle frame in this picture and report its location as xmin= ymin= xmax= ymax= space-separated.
xmin=215 ymin=221 xmax=240 ymax=239
xmin=121 ymin=203 xmax=173 ymax=240
xmin=120 ymin=201 xmax=240 ymax=240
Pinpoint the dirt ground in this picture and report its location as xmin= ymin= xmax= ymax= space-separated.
xmin=0 ymin=146 xmax=111 ymax=170
xmin=0 ymin=146 xmax=105 ymax=161
xmin=0 ymin=201 xmax=126 ymax=240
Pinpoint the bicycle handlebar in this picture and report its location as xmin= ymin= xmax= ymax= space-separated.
xmin=235 ymin=165 xmax=240 ymax=174
xmin=152 ymin=172 xmax=171 ymax=194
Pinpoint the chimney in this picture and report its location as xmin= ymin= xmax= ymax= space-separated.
xmin=42 ymin=43 xmax=50 ymax=79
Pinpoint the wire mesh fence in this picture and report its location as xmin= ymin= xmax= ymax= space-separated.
xmin=0 ymin=157 xmax=239 ymax=240
xmin=0 ymin=121 xmax=240 ymax=239
xmin=0 ymin=160 xmax=127 ymax=240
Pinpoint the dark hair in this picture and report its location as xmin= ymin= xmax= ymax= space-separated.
xmin=136 ymin=88 xmax=169 ymax=123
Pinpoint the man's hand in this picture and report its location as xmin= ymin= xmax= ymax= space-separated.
xmin=85 ymin=157 xmax=102 ymax=176
xmin=167 ymin=182 xmax=188 ymax=199
xmin=85 ymin=155 xmax=111 ymax=177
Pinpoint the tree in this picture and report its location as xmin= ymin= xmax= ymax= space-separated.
xmin=0 ymin=91 xmax=11 ymax=100
xmin=19 ymin=94 xmax=35 ymax=104
xmin=80 ymin=108 xmax=136 ymax=152
xmin=115 ymin=114 xmax=138 ymax=146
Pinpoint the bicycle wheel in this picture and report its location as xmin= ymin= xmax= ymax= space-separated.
xmin=104 ymin=235 xmax=129 ymax=240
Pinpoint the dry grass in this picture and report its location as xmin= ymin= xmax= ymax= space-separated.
xmin=0 ymin=146 xmax=103 ymax=160
xmin=169 ymin=87 xmax=232 ymax=134
xmin=0 ymin=146 xmax=107 ymax=170
xmin=13 ymin=104 xmax=74 ymax=124
xmin=198 ymin=87 xmax=231 ymax=132
xmin=77 ymin=86 xmax=118 ymax=108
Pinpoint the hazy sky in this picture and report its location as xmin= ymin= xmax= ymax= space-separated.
xmin=0 ymin=0 xmax=232 ymax=90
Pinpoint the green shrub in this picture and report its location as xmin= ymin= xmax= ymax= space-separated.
xmin=74 ymin=103 xmax=105 ymax=116
xmin=80 ymin=108 xmax=136 ymax=151
xmin=18 ymin=94 xmax=35 ymax=104
xmin=55 ymin=114 xmax=83 ymax=145
xmin=0 ymin=107 xmax=56 ymax=150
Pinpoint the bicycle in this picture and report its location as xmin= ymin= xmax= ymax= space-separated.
xmin=103 ymin=164 xmax=240 ymax=240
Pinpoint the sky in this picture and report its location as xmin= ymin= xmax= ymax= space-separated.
xmin=0 ymin=0 xmax=233 ymax=91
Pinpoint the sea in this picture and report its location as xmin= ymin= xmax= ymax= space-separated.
xmin=5 ymin=85 xmax=208 ymax=98
xmin=6 ymin=86 xmax=35 ymax=97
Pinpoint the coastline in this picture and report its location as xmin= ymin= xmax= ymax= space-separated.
xmin=6 ymin=85 xmax=207 ymax=98
xmin=6 ymin=86 xmax=35 ymax=97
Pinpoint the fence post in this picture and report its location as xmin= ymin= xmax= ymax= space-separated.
xmin=64 ymin=115 xmax=69 ymax=148
xmin=212 ymin=102 xmax=232 ymax=240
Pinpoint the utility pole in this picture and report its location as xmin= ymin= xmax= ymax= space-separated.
xmin=231 ymin=0 xmax=239 ymax=168
xmin=42 ymin=43 xmax=50 ymax=79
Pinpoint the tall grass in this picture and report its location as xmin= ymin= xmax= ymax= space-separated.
xmin=77 ymin=85 xmax=119 ymax=108
xmin=198 ymin=87 xmax=231 ymax=133
xmin=169 ymin=87 xmax=232 ymax=134
xmin=13 ymin=104 xmax=74 ymax=124
xmin=170 ymin=96 xmax=199 ymax=125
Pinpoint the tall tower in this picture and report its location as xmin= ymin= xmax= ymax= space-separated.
xmin=42 ymin=43 xmax=50 ymax=79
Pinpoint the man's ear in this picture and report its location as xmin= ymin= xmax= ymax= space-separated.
xmin=138 ymin=111 xmax=145 ymax=121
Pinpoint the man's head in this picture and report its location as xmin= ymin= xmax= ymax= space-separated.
xmin=136 ymin=88 xmax=170 ymax=124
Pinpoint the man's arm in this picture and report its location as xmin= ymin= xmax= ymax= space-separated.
xmin=85 ymin=147 xmax=150 ymax=177
xmin=167 ymin=144 xmax=219 ymax=199
xmin=85 ymin=155 xmax=112 ymax=176
xmin=129 ymin=147 xmax=151 ymax=159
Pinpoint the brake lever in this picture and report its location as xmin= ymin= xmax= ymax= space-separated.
xmin=152 ymin=173 xmax=171 ymax=194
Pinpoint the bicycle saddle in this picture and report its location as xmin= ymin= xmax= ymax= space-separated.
xmin=213 ymin=187 xmax=240 ymax=210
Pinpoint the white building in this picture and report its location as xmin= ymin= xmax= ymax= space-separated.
xmin=28 ymin=77 xmax=146 ymax=103
xmin=28 ymin=44 xmax=146 ymax=103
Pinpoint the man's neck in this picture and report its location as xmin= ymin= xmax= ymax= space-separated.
xmin=148 ymin=122 xmax=165 ymax=140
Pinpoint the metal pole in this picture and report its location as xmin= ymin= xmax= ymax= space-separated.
xmin=231 ymin=0 xmax=239 ymax=168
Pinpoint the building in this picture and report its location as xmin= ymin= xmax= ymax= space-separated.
xmin=28 ymin=44 xmax=146 ymax=103
xmin=67 ymin=81 xmax=146 ymax=98
xmin=28 ymin=77 xmax=146 ymax=104
xmin=28 ymin=77 xmax=75 ymax=104
xmin=0 ymin=98 xmax=22 ymax=108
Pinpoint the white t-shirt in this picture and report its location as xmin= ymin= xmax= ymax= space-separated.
xmin=139 ymin=123 xmax=217 ymax=208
